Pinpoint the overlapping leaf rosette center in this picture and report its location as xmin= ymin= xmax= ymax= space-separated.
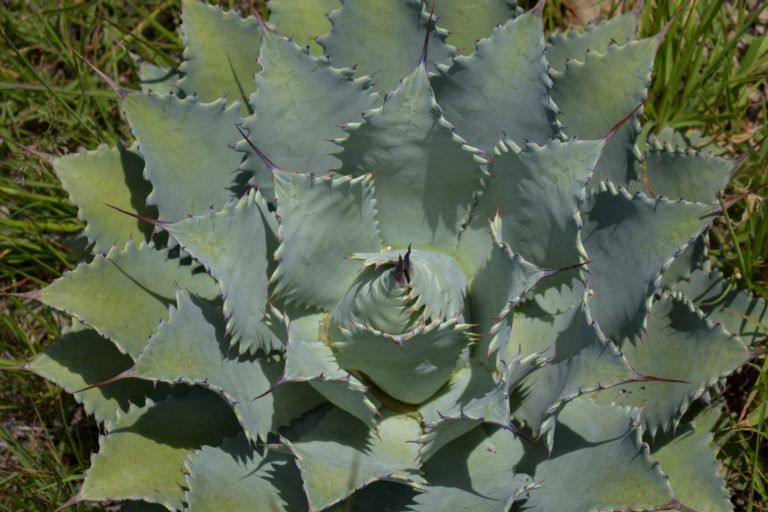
xmin=20 ymin=1 xmax=767 ymax=511
xmin=330 ymin=245 xmax=476 ymax=404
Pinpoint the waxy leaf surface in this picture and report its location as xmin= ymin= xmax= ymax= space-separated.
xmin=340 ymin=67 xmax=484 ymax=253
xmin=39 ymin=241 xmax=217 ymax=358
xmin=272 ymin=171 xmax=381 ymax=311
xmin=552 ymin=39 xmax=657 ymax=184
xmin=519 ymin=398 xmax=675 ymax=512
xmin=432 ymin=12 xmax=557 ymax=152
xmin=122 ymin=93 xmax=244 ymax=222
xmin=546 ymin=12 xmax=638 ymax=73
xmin=284 ymin=408 xmax=424 ymax=512
xmin=596 ymin=292 xmax=749 ymax=434
xmin=644 ymin=140 xmax=733 ymax=203
xmin=164 ymin=190 xmax=280 ymax=353
xmin=29 ymin=322 xmax=167 ymax=427
xmin=239 ymin=31 xmax=378 ymax=201
xmin=133 ymin=291 xmax=324 ymax=442
xmin=185 ymin=433 xmax=308 ymax=512
xmin=581 ymin=183 xmax=715 ymax=343
xmin=54 ymin=144 xmax=154 ymax=252
xmin=319 ymin=0 xmax=454 ymax=92
xmin=412 ymin=425 xmax=530 ymax=512
xmin=178 ymin=0 xmax=263 ymax=108
xmin=269 ymin=0 xmax=338 ymax=55
xmin=79 ymin=388 xmax=240 ymax=509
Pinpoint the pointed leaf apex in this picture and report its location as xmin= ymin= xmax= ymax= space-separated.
xmin=530 ymin=0 xmax=545 ymax=17
xmin=73 ymin=368 xmax=134 ymax=393
xmin=53 ymin=492 xmax=83 ymax=512
xmin=236 ymin=124 xmax=282 ymax=174
xmin=1 ymin=289 xmax=42 ymax=302
xmin=720 ymin=182 xmax=768 ymax=211
xmin=602 ymin=98 xmax=648 ymax=145
xmin=106 ymin=203 xmax=166 ymax=228
xmin=69 ymin=46 xmax=133 ymax=100
xmin=631 ymin=0 xmax=647 ymax=17
xmin=3 ymin=137 xmax=55 ymax=164
xmin=654 ymin=0 xmax=693 ymax=45
xmin=419 ymin=1 xmax=436 ymax=68
xmin=544 ymin=259 xmax=591 ymax=278
xmin=252 ymin=376 xmax=288 ymax=400
xmin=244 ymin=0 xmax=267 ymax=26
xmin=390 ymin=244 xmax=412 ymax=285
xmin=634 ymin=373 xmax=691 ymax=385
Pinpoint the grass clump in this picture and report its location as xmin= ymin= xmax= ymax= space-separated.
xmin=1 ymin=2 xmax=181 ymax=509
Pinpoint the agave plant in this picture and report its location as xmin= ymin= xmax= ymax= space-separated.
xmin=14 ymin=0 xmax=768 ymax=510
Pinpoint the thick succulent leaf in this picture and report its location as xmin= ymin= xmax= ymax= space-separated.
xmin=285 ymin=307 xmax=332 ymax=343
xmin=122 ymin=92 xmax=243 ymax=222
xmin=416 ymin=418 xmax=480 ymax=464
xmin=164 ymin=189 xmax=281 ymax=353
xmin=432 ymin=12 xmax=558 ymax=153
xmin=268 ymin=0 xmax=338 ymax=55
xmin=546 ymin=11 xmax=638 ymax=73
xmin=133 ymin=290 xmax=324 ymax=442
xmin=185 ymin=433 xmax=308 ymax=512
xmin=266 ymin=307 xmax=380 ymax=428
xmin=272 ymin=170 xmax=381 ymax=310
xmin=177 ymin=0 xmax=262 ymax=108
xmin=598 ymin=291 xmax=750 ymax=434
xmin=580 ymin=182 xmax=716 ymax=343
xmin=456 ymin=139 xmax=600 ymax=281
xmin=412 ymin=424 xmax=530 ymax=512
xmin=318 ymin=0 xmax=455 ymax=92
xmin=551 ymin=38 xmax=658 ymax=185
xmin=419 ymin=366 xmax=487 ymax=426
xmin=238 ymin=30 xmax=378 ymax=201
xmin=27 ymin=321 xmax=168 ymax=428
xmin=340 ymin=67 xmax=485 ymax=253
xmin=283 ymin=408 xmax=424 ymax=512
xmin=305 ymin=369 xmax=379 ymax=429
xmin=674 ymin=266 xmax=768 ymax=346
xmin=644 ymin=139 xmax=734 ymax=203
xmin=421 ymin=364 xmax=510 ymax=426
xmin=509 ymin=291 xmax=635 ymax=443
xmin=517 ymin=398 xmax=676 ymax=512
xmin=493 ymin=139 xmax=599 ymax=264
xmin=432 ymin=0 xmax=518 ymax=55
xmin=53 ymin=143 xmax=154 ymax=253
xmin=38 ymin=241 xmax=217 ymax=358
xmin=417 ymin=358 xmax=540 ymax=461
xmin=333 ymin=316 xmax=471 ymax=404
xmin=469 ymin=222 xmax=547 ymax=364
xmin=649 ymin=422 xmax=731 ymax=512
xmin=78 ymin=387 xmax=241 ymax=509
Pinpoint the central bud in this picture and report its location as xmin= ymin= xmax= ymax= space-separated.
xmin=331 ymin=247 xmax=470 ymax=404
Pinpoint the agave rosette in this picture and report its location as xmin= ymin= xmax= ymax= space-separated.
xmin=21 ymin=1 xmax=767 ymax=511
